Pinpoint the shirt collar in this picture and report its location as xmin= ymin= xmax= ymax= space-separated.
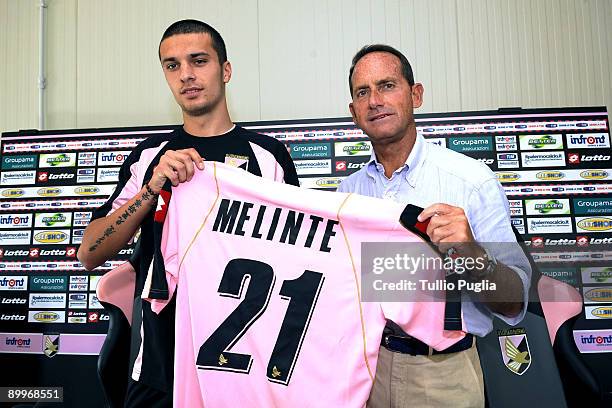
xmin=366 ymin=133 xmax=427 ymax=187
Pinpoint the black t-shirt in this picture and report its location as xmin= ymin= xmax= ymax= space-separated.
xmin=91 ymin=125 xmax=299 ymax=391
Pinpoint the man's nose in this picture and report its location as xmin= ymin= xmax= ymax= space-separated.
xmin=368 ymin=89 xmax=383 ymax=108
xmin=180 ymin=65 xmax=195 ymax=82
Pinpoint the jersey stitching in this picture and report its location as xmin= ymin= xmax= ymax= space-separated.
xmin=178 ymin=162 xmax=222 ymax=272
xmin=336 ymin=192 xmax=375 ymax=382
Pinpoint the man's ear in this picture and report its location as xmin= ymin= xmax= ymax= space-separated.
xmin=411 ymin=83 xmax=424 ymax=108
xmin=223 ymin=61 xmax=232 ymax=84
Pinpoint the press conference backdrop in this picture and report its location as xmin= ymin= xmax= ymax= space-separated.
xmin=0 ymin=107 xmax=611 ymax=405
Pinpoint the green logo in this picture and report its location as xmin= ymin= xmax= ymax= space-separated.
xmin=47 ymin=154 xmax=71 ymax=166
xmin=290 ymin=143 xmax=331 ymax=159
xmin=519 ymin=134 xmax=563 ymax=150
xmin=343 ymin=142 xmax=370 ymax=155
xmin=529 ymin=135 xmax=556 ymax=148
xmin=534 ymin=200 xmax=564 ymax=214
xmin=594 ymin=269 xmax=612 ymax=283
xmin=41 ymin=213 xmax=67 ymax=227
xmin=1 ymin=155 xmax=37 ymax=170
xmin=30 ymin=276 xmax=68 ymax=291
xmin=448 ymin=136 xmax=492 ymax=152
xmin=573 ymin=198 xmax=612 ymax=215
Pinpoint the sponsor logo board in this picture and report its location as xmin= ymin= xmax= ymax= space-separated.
xmin=1 ymin=155 xmax=37 ymax=170
xmin=448 ymin=136 xmax=493 ymax=152
xmin=581 ymin=267 xmax=612 ymax=284
xmin=0 ymin=231 xmax=31 ymax=245
xmin=96 ymin=167 xmax=120 ymax=183
xmin=585 ymin=306 xmax=612 ymax=320
xmin=97 ymin=151 xmax=130 ymax=166
xmin=576 ymin=217 xmax=612 ymax=233
xmin=294 ymin=159 xmax=332 ymax=175
xmin=0 ymin=276 xmax=27 ymax=291
xmin=573 ymin=198 xmax=612 ymax=215
xmin=289 ymin=143 xmax=331 ymax=159
xmin=518 ymin=134 xmax=563 ymax=150
xmin=68 ymin=311 xmax=87 ymax=323
xmin=524 ymin=199 xmax=570 ymax=215
xmin=33 ymin=230 xmax=71 ymax=245
xmin=34 ymin=212 xmax=72 ymax=228
xmin=28 ymin=311 xmax=66 ymax=323
xmin=299 ymin=177 xmax=344 ymax=189
xmin=29 ymin=276 xmax=68 ymax=291
xmin=28 ymin=293 xmax=66 ymax=308
xmin=0 ymin=333 xmax=39 ymax=353
xmin=39 ymin=153 xmax=76 ymax=168
xmin=583 ymin=287 xmax=612 ymax=304
xmin=566 ymin=133 xmax=610 ymax=149
xmin=573 ymin=330 xmax=612 ymax=353
xmin=0 ymin=170 xmax=36 ymax=185
xmin=0 ymin=214 xmax=33 ymax=229
xmin=68 ymin=293 xmax=88 ymax=309
xmin=527 ymin=217 xmax=573 ymax=234
xmin=521 ymin=151 xmax=565 ymax=167
xmin=334 ymin=141 xmax=372 ymax=157
xmin=496 ymin=142 xmax=518 ymax=151
xmin=69 ymin=283 xmax=88 ymax=291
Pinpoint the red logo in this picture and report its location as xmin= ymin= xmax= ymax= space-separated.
xmin=0 ymin=248 xmax=3 ymax=258
xmin=335 ymin=161 xmax=347 ymax=172
xmin=37 ymin=172 xmax=49 ymax=182
xmin=576 ymin=236 xmax=589 ymax=247
xmin=154 ymin=190 xmax=172 ymax=223
xmin=29 ymin=248 xmax=39 ymax=258
xmin=66 ymin=247 xmax=76 ymax=257
xmin=531 ymin=237 xmax=544 ymax=248
xmin=88 ymin=312 xmax=99 ymax=323
xmin=568 ymin=153 xmax=580 ymax=164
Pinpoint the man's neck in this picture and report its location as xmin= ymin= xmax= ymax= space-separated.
xmin=373 ymin=128 xmax=417 ymax=179
xmin=182 ymin=105 xmax=233 ymax=137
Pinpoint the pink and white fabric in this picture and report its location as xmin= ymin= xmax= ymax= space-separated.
xmin=144 ymin=162 xmax=465 ymax=408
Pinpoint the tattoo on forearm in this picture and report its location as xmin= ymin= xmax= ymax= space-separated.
xmin=88 ymin=189 xmax=157 ymax=252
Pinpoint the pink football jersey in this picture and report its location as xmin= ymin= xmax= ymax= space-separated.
xmin=144 ymin=162 xmax=465 ymax=407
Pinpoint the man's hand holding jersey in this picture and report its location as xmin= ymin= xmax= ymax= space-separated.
xmin=77 ymin=148 xmax=204 ymax=270
xmin=148 ymin=148 xmax=205 ymax=193
xmin=417 ymin=203 xmax=524 ymax=317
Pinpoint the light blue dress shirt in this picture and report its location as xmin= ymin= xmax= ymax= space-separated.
xmin=337 ymin=134 xmax=531 ymax=337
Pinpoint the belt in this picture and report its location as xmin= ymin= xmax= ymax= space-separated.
xmin=382 ymin=333 xmax=474 ymax=356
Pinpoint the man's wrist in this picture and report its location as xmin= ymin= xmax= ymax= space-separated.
xmin=144 ymin=183 xmax=159 ymax=198
xmin=467 ymin=247 xmax=497 ymax=281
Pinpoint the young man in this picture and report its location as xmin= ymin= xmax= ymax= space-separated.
xmin=78 ymin=20 xmax=298 ymax=407
xmin=337 ymin=44 xmax=531 ymax=407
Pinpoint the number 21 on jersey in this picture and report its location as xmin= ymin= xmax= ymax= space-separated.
xmin=196 ymin=258 xmax=325 ymax=386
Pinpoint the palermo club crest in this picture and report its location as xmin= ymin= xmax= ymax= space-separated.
xmin=498 ymin=328 xmax=531 ymax=375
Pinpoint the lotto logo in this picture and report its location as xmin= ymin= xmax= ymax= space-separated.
xmin=531 ymin=237 xmax=544 ymax=248
xmin=577 ymin=236 xmax=589 ymax=247
xmin=336 ymin=161 xmax=347 ymax=172
xmin=88 ymin=312 xmax=99 ymax=322
xmin=29 ymin=248 xmax=39 ymax=257
xmin=38 ymin=172 xmax=48 ymax=182
xmin=568 ymin=153 xmax=579 ymax=164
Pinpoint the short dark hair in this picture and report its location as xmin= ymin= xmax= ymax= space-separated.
xmin=158 ymin=19 xmax=227 ymax=64
xmin=348 ymin=44 xmax=415 ymax=95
